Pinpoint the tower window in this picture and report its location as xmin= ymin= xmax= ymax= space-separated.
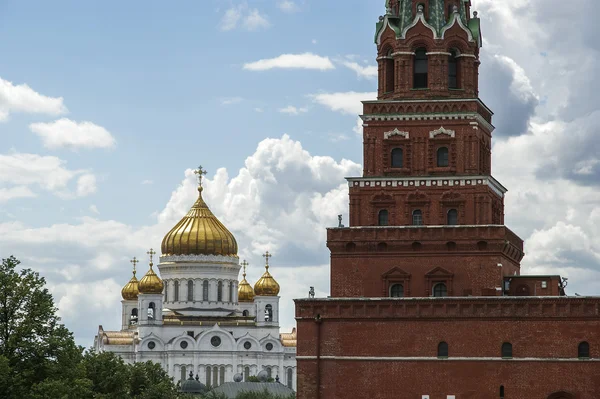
xmin=287 ymin=368 xmax=293 ymax=389
xmin=447 ymin=209 xmax=458 ymax=225
xmin=378 ymin=209 xmax=389 ymax=226
xmin=500 ymin=385 xmax=505 ymax=398
xmin=187 ymin=280 xmax=193 ymax=302
xmin=438 ymin=341 xmax=449 ymax=357
xmin=217 ymin=281 xmax=223 ymax=302
xmin=437 ymin=147 xmax=449 ymax=167
xmin=391 ymin=148 xmax=404 ymax=168
xmin=164 ymin=281 xmax=168 ymax=302
xmin=413 ymin=48 xmax=428 ymax=89
xmin=390 ymin=284 xmax=404 ymax=297
xmin=412 ymin=209 xmax=423 ymax=226
xmin=148 ymin=302 xmax=155 ymax=320
xmin=174 ymin=280 xmax=179 ymax=302
xmin=578 ymin=341 xmax=590 ymax=358
xmin=203 ymin=280 xmax=209 ymax=301
xmin=384 ymin=49 xmax=395 ymax=93
xmin=130 ymin=308 xmax=138 ymax=325
xmin=448 ymin=50 xmax=459 ymax=89
xmin=433 ymin=283 xmax=447 ymax=297
xmin=501 ymin=342 xmax=513 ymax=358
xmin=242 ymin=310 xmax=249 ymax=317
xmin=265 ymin=304 xmax=273 ymax=322
xmin=244 ymin=366 xmax=250 ymax=381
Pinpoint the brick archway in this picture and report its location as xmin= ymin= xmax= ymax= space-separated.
xmin=547 ymin=391 xmax=575 ymax=399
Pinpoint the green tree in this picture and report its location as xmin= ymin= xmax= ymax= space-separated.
xmin=129 ymin=360 xmax=180 ymax=399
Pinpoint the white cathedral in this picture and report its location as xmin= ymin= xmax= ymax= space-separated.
xmin=94 ymin=168 xmax=297 ymax=390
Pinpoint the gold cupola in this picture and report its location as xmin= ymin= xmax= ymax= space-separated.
xmin=161 ymin=166 xmax=238 ymax=257
xmin=238 ymin=260 xmax=255 ymax=302
xmin=253 ymin=251 xmax=280 ymax=296
xmin=121 ymin=257 xmax=140 ymax=300
xmin=138 ymin=249 xmax=164 ymax=294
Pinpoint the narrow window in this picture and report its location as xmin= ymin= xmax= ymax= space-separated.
xmin=413 ymin=48 xmax=428 ymax=89
xmin=148 ymin=302 xmax=155 ymax=320
xmin=229 ymin=281 xmax=234 ymax=302
xmin=579 ymin=341 xmax=590 ymax=358
xmin=206 ymin=366 xmax=211 ymax=386
xmin=390 ymin=284 xmax=404 ymax=297
xmin=447 ymin=209 xmax=458 ymax=225
xmin=287 ymin=368 xmax=293 ymax=388
xmin=181 ymin=365 xmax=186 ymax=382
xmin=385 ymin=49 xmax=395 ymax=93
xmin=438 ymin=341 xmax=449 ymax=357
xmin=202 ymin=280 xmax=209 ymax=301
xmin=412 ymin=209 xmax=423 ymax=226
xmin=219 ymin=366 xmax=225 ymax=385
xmin=265 ymin=304 xmax=273 ymax=322
xmin=244 ymin=366 xmax=250 ymax=381
xmin=501 ymin=342 xmax=513 ymax=358
xmin=164 ymin=281 xmax=168 ymax=302
xmin=187 ymin=280 xmax=193 ymax=302
xmin=130 ymin=308 xmax=138 ymax=325
xmin=437 ymin=147 xmax=449 ymax=167
xmin=217 ymin=281 xmax=223 ymax=302
xmin=500 ymin=386 xmax=505 ymax=398
xmin=174 ymin=280 xmax=179 ymax=302
xmin=242 ymin=310 xmax=249 ymax=316
xmin=433 ymin=283 xmax=447 ymax=297
xmin=266 ymin=367 xmax=272 ymax=379
xmin=391 ymin=148 xmax=404 ymax=168
xmin=448 ymin=50 xmax=459 ymax=89
xmin=213 ymin=366 xmax=218 ymax=387
xmin=378 ymin=209 xmax=389 ymax=226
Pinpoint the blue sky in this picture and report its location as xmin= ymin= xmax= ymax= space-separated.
xmin=1 ymin=0 xmax=599 ymax=347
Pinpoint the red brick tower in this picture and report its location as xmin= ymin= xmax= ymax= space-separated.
xmin=295 ymin=2 xmax=600 ymax=398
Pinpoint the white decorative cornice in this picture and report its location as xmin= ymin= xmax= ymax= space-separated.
xmin=160 ymin=254 xmax=239 ymax=264
xmin=456 ymin=54 xmax=477 ymax=58
xmin=429 ymin=127 xmax=456 ymax=138
xmin=391 ymin=51 xmax=415 ymax=56
xmin=426 ymin=52 xmax=452 ymax=56
xmin=440 ymin=10 xmax=475 ymax=43
xmin=401 ymin=8 xmax=438 ymax=40
xmin=359 ymin=113 xmax=495 ymax=134
xmin=384 ymin=128 xmax=409 ymax=140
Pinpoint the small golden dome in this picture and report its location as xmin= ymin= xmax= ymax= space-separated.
xmin=138 ymin=254 xmax=164 ymax=294
xmin=254 ymin=252 xmax=280 ymax=296
xmin=161 ymin=181 xmax=238 ymax=257
xmin=121 ymin=272 xmax=139 ymax=300
xmin=238 ymin=260 xmax=255 ymax=302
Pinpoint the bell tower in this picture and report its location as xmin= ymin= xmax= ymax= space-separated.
xmin=328 ymin=0 xmax=524 ymax=298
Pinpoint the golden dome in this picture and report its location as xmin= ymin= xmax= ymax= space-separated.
xmin=238 ymin=260 xmax=255 ymax=302
xmin=121 ymin=272 xmax=139 ymax=300
xmin=253 ymin=251 xmax=280 ymax=296
xmin=138 ymin=250 xmax=164 ymax=294
xmin=161 ymin=181 xmax=238 ymax=257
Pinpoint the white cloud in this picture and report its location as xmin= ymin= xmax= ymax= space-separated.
xmin=0 ymin=77 xmax=67 ymax=121
xmin=277 ymin=0 xmax=299 ymax=13
xmin=76 ymin=174 xmax=97 ymax=197
xmin=220 ymin=4 xmax=269 ymax=31
xmin=89 ymin=205 xmax=100 ymax=214
xmin=311 ymin=91 xmax=376 ymax=115
xmin=312 ymin=39 xmax=317 ymax=45
xmin=341 ymin=61 xmax=378 ymax=79
xmin=254 ymin=107 xmax=264 ymax=113
xmin=29 ymin=118 xmax=116 ymax=150
xmin=243 ymin=53 xmax=335 ymax=71
xmin=0 ymin=186 xmax=36 ymax=202
xmin=278 ymin=105 xmax=308 ymax=115
xmin=141 ymin=179 xmax=154 ymax=185
xmin=220 ymin=97 xmax=244 ymax=106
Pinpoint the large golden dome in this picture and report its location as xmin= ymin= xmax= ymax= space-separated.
xmin=138 ymin=263 xmax=164 ymax=294
xmin=161 ymin=185 xmax=238 ymax=257
xmin=238 ymin=260 xmax=255 ymax=302
xmin=254 ymin=252 xmax=280 ymax=296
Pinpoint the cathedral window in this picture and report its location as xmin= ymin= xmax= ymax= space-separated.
xmin=229 ymin=281 xmax=234 ymax=302
xmin=433 ymin=283 xmax=447 ymax=297
xmin=219 ymin=366 xmax=225 ymax=386
xmin=384 ymin=49 xmax=395 ymax=93
xmin=242 ymin=310 xmax=249 ymax=317
xmin=147 ymin=341 xmax=156 ymax=350
xmin=501 ymin=342 xmax=513 ymax=358
xmin=206 ymin=367 xmax=211 ymax=385
xmin=390 ymin=284 xmax=404 ymax=297
xmin=266 ymin=342 xmax=274 ymax=351
xmin=287 ymin=368 xmax=293 ymax=389
xmin=448 ymin=50 xmax=459 ymax=89
xmin=378 ymin=209 xmax=389 ymax=226
xmin=130 ymin=308 xmax=138 ymax=325
xmin=413 ymin=48 xmax=428 ymax=89
xmin=174 ymin=280 xmax=179 ymax=302
xmin=500 ymin=386 xmax=505 ymax=398
xmin=437 ymin=147 xmax=449 ymax=167
xmin=391 ymin=148 xmax=403 ymax=168
xmin=180 ymin=341 xmax=188 ymax=349
xmin=412 ymin=209 xmax=423 ymax=226
xmin=164 ymin=282 xmax=168 ymax=302
xmin=265 ymin=304 xmax=273 ymax=322
xmin=447 ymin=209 xmax=458 ymax=225
xmin=213 ymin=366 xmax=218 ymax=386
xmin=203 ymin=280 xmax=209 ymax=301
xmin=217 ymin=281 xmax=223 ymax=302
xmin=578 ymin=341 xmax=590 ymax=358
xmin=266 ymin=367 xmax=272 ymax=379
xmin=180 ymin=366 xmax=186 ymax=382
xmin=148 ymin=302 xmax=155 ymax=320
xmin=244 ymin=341 xmax=252 ymax=350
xmin=187 ymin=280 xmax=193 ymax=301
xmin=244 ymin=367 xmax=250 ymax=381
xmin=438 ymin=341 xmax=449 ymax=358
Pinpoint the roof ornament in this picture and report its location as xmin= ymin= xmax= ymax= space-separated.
xmin=194 ymin=165 xmax=208 ymax=191
xmin=385 ymin=0 xmax=392 ymax=15
xmin=147 ymin=248 xmax=156 ymax=267
xmin=130 ymin=256 xmax=139 ymax=275
xmin=309 ymin=286 xmax=315 ymax=298
xmin=338 ymin=214 xmax=344 ymax=228
xmin=473 ymin=11 xmax=478 ymax=18
xmin=417 ymin=4 xmax=424 ymax=13
xmin=453 ymin=5 xmax=458 ymax=13
xmin=241 ymin=260 xmax=249 ymax=278
xmin=263 ymin=251 xmax=272 ymax=270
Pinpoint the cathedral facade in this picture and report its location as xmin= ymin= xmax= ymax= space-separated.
xmin=295 ymin=1 xmax=600 ymax=398
xmin=95 ymin=172 xmax=297 ymax=390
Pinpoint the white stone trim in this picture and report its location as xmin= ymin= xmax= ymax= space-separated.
xmin=440 ymin=10 xmax=475 ymax=42
xmin=360 ymin=113 xmax=495 ymax=134
xmin=429 ymin=126 xmax=456 ymax=138
xmin=376 ymin=16 xmax=395 ymax=46
xmin=160 ymin=254 xmax=239 ymax=264
xmin=456 ymin=54 xmax=477 ymax=58
xmin=391 ymin=51 xmax=415 ymax=56
xmin=426 ymin=52 xmax=452 ymax=56
xmin=297 ymin=355 xmax=600 ymax=362
xmin=384 ymin=128 xmax=410 ymax=140
xmin=401 ymin=9 xmax=438 ymax=40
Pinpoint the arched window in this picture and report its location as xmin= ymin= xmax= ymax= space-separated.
xmin=447 ymin=209 xmax=458 ymax=225
xmin=391 ymin=148 xmax=403 ymax=168
xmin=378 ymin=209 xmax=389 ymax=226
xmin=448 ymin=50 xmax=459 ymax=89
xmin=164 ymin=281 xmax=168 ymax=302
xmin=500 ymin=385 xmax=505 ymax=398
xmin=148 ymin=302 xmax=155 ymax=320
xmin=266 ymin=367 xmax=272 ymax=379
xmin=578 ymin=341 xmax=590 ymax=358
xmin=174 ymin=280 xmax=179 ymax=302
xmin=390 ymin=284 xmax=404 ymax=297
xmin=244 ymin=366 xmax=250 ymax=381
xmin=229 ymin=281 xmax=234 ymax=302
xmin=130 ymin=308 xmax=138 ymax=325
xmin=265 ymin=304 xmax=273 ymax=322
xmin=438 ymin=341 xmax=449 ymax=357
xmin=180 ymin=365 xmax=186 ymax=382
xmin=203 ymin=280 xmax=209 ymax=301
xmin=385 ymin=49 xmax=395 ymax=93
xmin=433 ymin=283 xmax=447 ymax=297
xmin=413 ymin=48 xmax=428 ymax=88
xmin=287 ymin=368 xmax=293 ymax=388
xmin=412 ymin=209 xmax=423 ymax=226
xmin=219 ymin=366 xmax=225 ymax=385
xmin=217 ymin=281 xmax=223 ymax=302
xmin=187 ymin=280 xmax=193 ymax=302
xmin=213 ymin=366 xmax=218 ymax=387
xmin=206 ymin=366 xmax=211 ymax=386
xmin=437 ymin=147 xmax=449 ymax=167
xmin=242 ymin=310 xmax=249 ymax=317
xmin=501 ymin=342 xmax=513 ymax=358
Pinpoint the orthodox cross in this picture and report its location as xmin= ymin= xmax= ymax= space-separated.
xmin=147 ymin=248 xmax=156 ymax=265
xmin=130 ymin=257 xmax=139 ymax=274
xmin=194 ymin=165 xmax=207 ymax=186
xmin=241 ymin=260 xmax=249 ymax=276
xmin=263 ymin=251 xmax=272 ymax=268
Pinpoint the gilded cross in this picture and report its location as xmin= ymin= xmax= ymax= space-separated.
xmin=147 ymin=248 xmax=156 ymax=265
xmin=130 ymin=257 xmax=139 ymax=273
xmin=262 ymin=251 xmax=272 ymax=268
xmin=241 ymin=260 xmax=249 ymax=276
xmin=194 ymin=165 xmax=208 ymax=186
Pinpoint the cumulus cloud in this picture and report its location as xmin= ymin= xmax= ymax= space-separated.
xmin=341 ymin=61 xmax=378 ymax=79
xmin=311 ymin=91 xmax=376 ymax=115
xmin=278 ymin=105 xmax=308 ymax=115
xmin=0 ymin=77 xmax=67 ymax=121
xmin=29 ymin=118 xmax=116 ymax=150
xmin=220 ymin=97 xmax=244 ymax=106
xmin=220 ymin=4 xmax=270 ymax=31
xmin=0 ymin=186 xmax=36 ymax=202
xmin=243 ymin=53 xmax=335 ymax=71
xmin=277 ymin=0 xmax=299 ymax=13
